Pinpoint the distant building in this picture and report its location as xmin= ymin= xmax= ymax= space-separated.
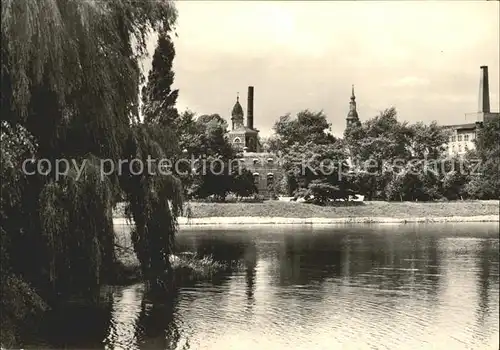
xmin=226 ymin=86 xmax=284 ymax=198
xmin=346 ymin=84 xmax=361 ymax=130
xmin=228 ymin=86 xmax=260 ymax=153
xmin=343 ymin=85 xmax=362 ymax=170
xmin=442 ymin=122 xmax=478 ymax=156
xmin=342 ymin=67 xmax=498 ymax=157
xmin=443 ymin=66 xmax=499 ymax=156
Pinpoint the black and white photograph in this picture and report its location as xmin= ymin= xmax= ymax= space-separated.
xmin=1 ymin=0 xmax=499 ymax=349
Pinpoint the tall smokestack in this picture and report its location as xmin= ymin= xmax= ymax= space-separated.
xmin=478 ymin=66 xmax=490 ymax=113
xmin=247 ymin=86 xmax=254 ymax=129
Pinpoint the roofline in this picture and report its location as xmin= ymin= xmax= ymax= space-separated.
xmin=441 ymin=123 xmax=478 ymax=129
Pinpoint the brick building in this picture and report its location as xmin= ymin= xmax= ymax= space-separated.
xmin=227 ymin=86 xmax=284 ymax=198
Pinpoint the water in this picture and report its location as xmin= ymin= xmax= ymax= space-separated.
xmin=26 ymin=223 xmax=499 ymax=349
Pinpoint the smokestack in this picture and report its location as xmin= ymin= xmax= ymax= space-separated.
xmin=247 ymin=86 xmax=254 ymax=129
xmin=479 ymin=66 xmax=490 ymax=113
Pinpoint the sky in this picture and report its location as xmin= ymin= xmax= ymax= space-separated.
xmin=143 ymin=1 xmax=500 ymax=137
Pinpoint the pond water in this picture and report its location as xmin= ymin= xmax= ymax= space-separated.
xmin=26 ymin=223 xmax=499 ymax=349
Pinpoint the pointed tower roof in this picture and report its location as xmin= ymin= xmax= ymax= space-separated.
xmin=231 ymin=93 xmax=244 ymax=119
xmin=347 ymin=84 xmax=359 ymax=120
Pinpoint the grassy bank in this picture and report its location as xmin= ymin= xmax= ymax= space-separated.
xmin=183 ymin=200 xmax=499 ymax=219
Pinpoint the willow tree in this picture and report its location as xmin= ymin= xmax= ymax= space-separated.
xmin=1 ymin=0 xmax=182 ymax=343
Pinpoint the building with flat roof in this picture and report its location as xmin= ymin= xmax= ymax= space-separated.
xmin=443 ymin=66 xmax=499 ymax=156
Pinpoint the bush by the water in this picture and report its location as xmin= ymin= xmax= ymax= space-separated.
xmin=113 ymin=248 xmax=233 ymax=284
xmin=170 ymin=253 xmax=237 ymax=280
xmin=113 ymin=224 xmax=232 ymax=284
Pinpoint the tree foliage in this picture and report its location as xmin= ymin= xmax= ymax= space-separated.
xmin=469 ymin=118 xmax=500 ymax=199
xmin=280 ymin=107 xmax=496 ymax=202
xmin=344 ymin=108 xmax=456 ymax=201
xmin=142 ymin=31 xmax=179 ymax=127
xmin=176 ymin=111 xmax=241 ymax=201
xmin=270 ymin=110 xmax=336 ymax=151
xmin=120 ymin=125 xmax=183 ymax=292
xmin=1 ymin=0 xmax=181 ymax=345
xmin=1 ymin=122 xmax=47 ymax=346
xmin=284 ymin=141 xmax=355 ymax=205
xmin=232 ymin=169 xmax=258 ymax=199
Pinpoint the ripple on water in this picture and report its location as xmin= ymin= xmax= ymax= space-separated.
xmin=22 ymin=224 xmax=500 ymax=350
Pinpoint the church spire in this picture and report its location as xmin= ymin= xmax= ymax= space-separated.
xmin=346 ymin=84 xmax=359 ymax=128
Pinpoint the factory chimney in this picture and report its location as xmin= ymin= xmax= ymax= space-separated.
xmin=247 ymin=86 xmax=254 ymax=130
xmin=478 ymin=66 xmax=490 ymax=113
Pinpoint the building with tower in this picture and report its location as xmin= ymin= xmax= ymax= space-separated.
xmin=346 ymin=85 xmax=361 ymax=129
xmin=226 ymin=86 xmax=284 ymax=199
xmin=442 ymin=65 xmax=499 ymax=156
xmin=342 ymin=66 xmax=499 ymax=157
xmin=228 ymin=86 xmax=260 ymax=153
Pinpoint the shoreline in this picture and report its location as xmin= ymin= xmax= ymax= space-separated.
xmin=113 ymin=215 xmax=499 ymax=227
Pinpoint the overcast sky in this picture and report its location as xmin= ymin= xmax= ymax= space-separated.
xmin=143 ymin=1 xmax=499 ymax=137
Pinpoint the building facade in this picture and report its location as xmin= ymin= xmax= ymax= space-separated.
xmin=236 ymin=151 xmax=284 ymax=199
xmin=443 ymin=66 xmax=499 ymax=156
xmin=227 ymin=86 xmax=284 ymax=198
xmin=442 ymin=123 xmax=478 ymax=156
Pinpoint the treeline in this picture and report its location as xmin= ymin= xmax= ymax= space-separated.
xmin=169 ymin=106 xmax=499 ymax=205
xmin=265 ymin=108 xmax=499 ymax=204
xmin=173 ymin=105 xmax=498 ymax=204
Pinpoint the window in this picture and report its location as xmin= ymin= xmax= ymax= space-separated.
xmin=266 ymin=173 xmax=274 ymax=187
xmin=465 ymin=144 xmax=469 ymax=151
xmin=457 ymin=135 xmax=462 ymax=141
xmin=452 ymin=136 xmax=456 ymax=142
xmin=464 ymin=134 xmax=469 ymax=141
xmin=458 ymin=144 xmax=462 ymax=152
xmin=233 ymin=137 xmax=241 ymax=143
xmin=452 ymin=145 xmax=456 ymax=152
xmin=267 ymin=158 xmax=273 ymax=164
xmin=253 ymin=158 xmax=259 ymax=165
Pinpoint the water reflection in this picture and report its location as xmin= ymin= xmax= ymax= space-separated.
xmin=25 ymin=295 xmax=113 ymax=349
xmin=243 ymin=242 xmax=257 ymax=304
xmin=475 ymin=238 xmax=499 ymax=346
xmin=104 ymin=284 xmax=144 ymax=349
xmin=26 ymin=223 xmax=499 ymax=349
xmin=268 ymin=227 xmax=444 ymax=300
